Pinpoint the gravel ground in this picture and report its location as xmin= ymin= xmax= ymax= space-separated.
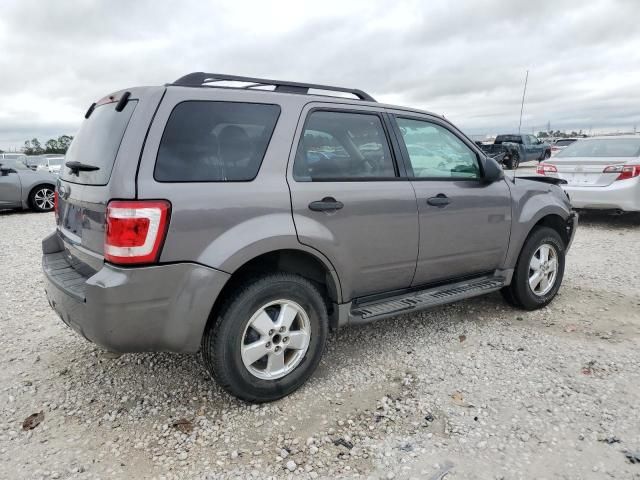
xmin=1 ymin=209 xmax=639 ymax=480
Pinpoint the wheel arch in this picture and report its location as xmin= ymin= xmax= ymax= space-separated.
xmin=27 ymin=182 xmax=56 ymax=210
xmin=205 ymin=248 xmax=342 ymax=336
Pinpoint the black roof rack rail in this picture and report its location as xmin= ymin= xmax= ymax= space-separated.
xmin=170 ymin=72 xmax=376 ymax=102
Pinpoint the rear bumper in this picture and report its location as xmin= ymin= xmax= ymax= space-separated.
xmin=563 ymin=179 xmax=640 ymax=212
xmin=42 ymin=232 xmax=230 ymax=353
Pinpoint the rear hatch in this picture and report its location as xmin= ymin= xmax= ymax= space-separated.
xmin=56 ymin=87 xmax=164 ymax=273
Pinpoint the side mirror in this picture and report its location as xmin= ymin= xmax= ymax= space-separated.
xmin=482 ymin=156 xmax=504 ymax=183
xmin=0 ymin=167 xmax=16 ymax=176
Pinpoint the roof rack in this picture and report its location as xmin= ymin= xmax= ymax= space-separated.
xmin=170 ymin=72 xmax=376 ymax=102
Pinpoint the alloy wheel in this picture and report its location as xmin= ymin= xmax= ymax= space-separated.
xmin=528 ymin=243 xmax=558 ymax=296
xmin=240 ymin=300 xmax=311 ymax=380
xmin=34 ymin=188 xmax=55 ymax=211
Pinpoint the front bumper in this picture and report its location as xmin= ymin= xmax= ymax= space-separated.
xmin=566 ymin=211 xmax=578 ymax=251
xmin=563 ymin=178 xmax=640 ymax=212
xmin=42 ymin=232 xmax=230 ymax=353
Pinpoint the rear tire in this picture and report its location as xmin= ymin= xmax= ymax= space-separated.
xmin=201 ymin=273 xmax=328 ymax=403
xmin=505 ymin=152 xmax=520 ymax=170
xmin=29 ymin=185 xmax=55 ymax=212
xmin=501 ymin=227 xmax=565 ymax=310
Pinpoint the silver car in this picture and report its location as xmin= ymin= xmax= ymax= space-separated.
xmin=0 ymin=158 xmax=58 ymax=212
xmin=538 ymin=136 xmax=640 ymax=212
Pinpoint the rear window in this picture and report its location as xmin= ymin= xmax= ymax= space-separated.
xmin=61 ymin=100 xmax=138 ymax=185
xmin=495 ymin=135 xmax=522 ymax=144
xmin=154 ymin=101 xmax=280 ymax=182
xmin=557 ymin=138 xmax=640 ymax=158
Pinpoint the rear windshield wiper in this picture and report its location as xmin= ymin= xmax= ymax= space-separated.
xmin=65 ymin=161 xmax=100 ymax=175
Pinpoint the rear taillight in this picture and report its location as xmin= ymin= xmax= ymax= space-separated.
xmin=536 ymin=163 xmax=558 ymax=175
xmin=53 ymin=190 xmax=59 ymax=221
xmin=603 ymin=164 xmax=640 ymax=181
xmin=104 ymin=200 xmax=171 ymax=265
xmin=551 ymin=146 xmax=560 ymax=151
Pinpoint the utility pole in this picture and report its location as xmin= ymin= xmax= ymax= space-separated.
xmin=518 ymin=70 xmax=529 ymax=134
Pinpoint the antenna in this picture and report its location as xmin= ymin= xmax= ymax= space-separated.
xmin=518 ymin=70 xmax=529 ymax=134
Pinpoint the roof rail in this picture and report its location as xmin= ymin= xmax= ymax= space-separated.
xmin=170 ymin=72 xmax=376 ymax=102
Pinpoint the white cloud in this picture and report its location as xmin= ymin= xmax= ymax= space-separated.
xmin=1 ymin=0 xmax=639 ymax=149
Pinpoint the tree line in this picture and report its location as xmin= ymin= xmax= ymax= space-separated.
xmin=23 ymin=135 xmax=74 ymax=155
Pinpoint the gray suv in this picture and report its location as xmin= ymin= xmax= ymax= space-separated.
xmin=42 ymin=73 xmax=577 ymax=402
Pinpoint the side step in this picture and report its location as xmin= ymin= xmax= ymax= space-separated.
xmin=349 ymin=276 xmax=505 ymax=324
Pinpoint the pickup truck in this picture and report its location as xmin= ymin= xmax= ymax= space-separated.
xmin=477 ymin=134 xmax=551 ymax=170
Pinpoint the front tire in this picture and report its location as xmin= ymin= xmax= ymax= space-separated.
xmin=202 ymin=273 xmax=328 ymax=402
xmin=501 ymin=227 xmax=566 ymax=310
xmin=29 ymin=185 xmax=55 ymax=212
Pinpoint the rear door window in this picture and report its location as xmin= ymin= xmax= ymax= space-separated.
xmin=155 ymin=101 xmax=280 ymax=182
xmin=61 ymin=100 xmax=137 ymax=185
xmin=293 ymin=110 xmax=396 ymax=181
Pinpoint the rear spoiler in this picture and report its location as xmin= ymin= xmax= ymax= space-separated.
xmin=516 ymin=175 xmax=567 ymax=185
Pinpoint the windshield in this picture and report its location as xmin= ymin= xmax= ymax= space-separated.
xmin=0 ymin=159 xmax=29 ymax=170
xmin=554 ymin=139 xmax=576 ymax=146
xmin=61 ymin=100 xmax=137 ymax=185
xmin=556 ymin=138 xmax=640 ymax=158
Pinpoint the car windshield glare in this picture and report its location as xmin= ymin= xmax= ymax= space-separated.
xmin=556 ymin=138 xmax=640 ymax=158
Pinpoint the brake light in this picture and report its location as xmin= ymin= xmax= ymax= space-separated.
xmin=53 ymin=190 xmax=59 ymax=222
xmin=104 ymin=200 xmax=171 ymax=265
xmin=551 ymin=146 xmax=560 ymax=151
xmin=536 ymin=163 xmax=557 ymax=175
xmin=603 ymin=164 xmax=640 ymax=181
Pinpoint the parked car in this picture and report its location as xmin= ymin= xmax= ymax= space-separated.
xmin=0 ymin=158 xmax=57 ymax=211
xmin=42 ymin=72 xmax=577 ymax=402
xmin=550 ymin=138 xmax=578 ymax=156
xmin=537 ymin=135 xmax=640 ymax=212
xmin=36 ymin=155 xmax=65 ymax=174
xmin=24 ymin=156 xmax=47 ymax=171
xmin=475 ymin=140 xmax=522 ymax=170
xmin=495 ymin=134 xmax=552 ymax=163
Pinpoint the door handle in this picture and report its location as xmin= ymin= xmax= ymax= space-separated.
xmin=426 ymin=194 xmax=450 ymax=207
xmin=308 ymin=197 xmax=344 ymax=212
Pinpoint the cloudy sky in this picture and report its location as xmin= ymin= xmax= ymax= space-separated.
xmin=1 ymin=0 xmax=639 ymax=149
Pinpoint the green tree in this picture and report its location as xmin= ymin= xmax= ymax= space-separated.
xmin=30 ymin=138 xmax=44 ymax=155
xmin=57 ymin=135 xmax=73 ymax=152
xmin=45 ymin=139 xmax=60 ymax=153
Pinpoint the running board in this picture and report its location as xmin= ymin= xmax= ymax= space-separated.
xmin=349 ymin=276 xmax=505 ymax=325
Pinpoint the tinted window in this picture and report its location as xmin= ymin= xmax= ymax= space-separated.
xmin=495 ymin=135 xmax=523 ymax=144
xmin=293 ymin=111 xmax=396 ymax=181
xmin=396 ymin=118 xmax=480 ymax=179
xmin=554 ymin=139 xmax=576 ymax=146
xmin=155 ymin=102 xmax=280 ymax=182
xmin=0 ymin=159 xmax=28 ymax=170
xmin=61 ymin=100 xmax=137 ymax=185
xmin=556 ymin=138 xmax=640 ymax=158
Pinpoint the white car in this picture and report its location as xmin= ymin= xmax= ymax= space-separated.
xmin=36 ymin=156 xmax=65 ymax=174
xmin=537 ymin=136 xmax=640 ymax=212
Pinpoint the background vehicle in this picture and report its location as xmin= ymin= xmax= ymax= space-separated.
xmin=42 ymin=73 xmax=577 ymax=402
xmin=36 ymin=155 xmax=64 ymax=174
xmin=0 ymin=153 xmax=28 ymax=165
xmin=550 ymin=138 xmax=578 ymax=156
xmin=0 ymin=158 xmax=57 ymax=211
xmin=475 ymin=141 xmax=522 ymax=170
xmin=537 ymin=135 xmax=640 ymax=212
xmin=495 ymin=134 xmax=551 ymax=162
